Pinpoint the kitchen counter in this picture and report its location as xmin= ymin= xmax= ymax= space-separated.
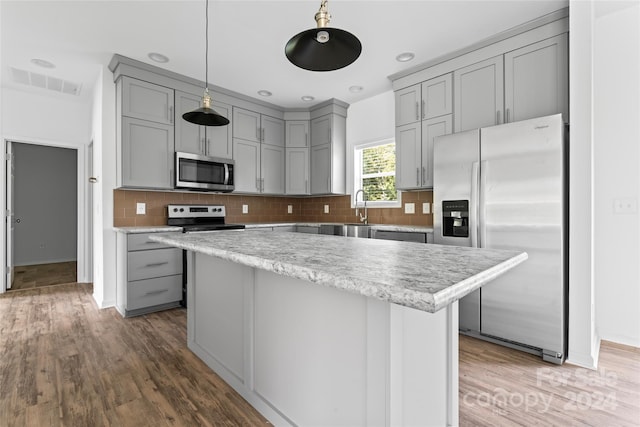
xmin=150 ymin=229 xmax=525 ymax=313
xmin=114 ymin=226 xmax=182 ymax=234
xmin=150 ymin=229 xmax=526 ymax=426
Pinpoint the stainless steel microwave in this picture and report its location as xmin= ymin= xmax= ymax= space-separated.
xmin=175 ymin=152 xmax=234 ymax=192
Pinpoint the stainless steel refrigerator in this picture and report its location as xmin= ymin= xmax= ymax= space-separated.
xmin=433 ymin=114 xmax=567 ymax=364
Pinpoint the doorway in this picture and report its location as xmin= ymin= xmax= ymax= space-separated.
xmin=7 ymin=142 xmax=78 ymax=291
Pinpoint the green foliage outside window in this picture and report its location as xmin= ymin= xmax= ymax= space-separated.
xmin=360 ymin=143 xmax=397 ymax=202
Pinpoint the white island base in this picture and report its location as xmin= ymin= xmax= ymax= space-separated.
xmin=187 ymin=252 xmax=459 ymax=427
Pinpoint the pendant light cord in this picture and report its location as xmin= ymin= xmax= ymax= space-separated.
xmin=205 ymin=0 xmax=209 ymax=90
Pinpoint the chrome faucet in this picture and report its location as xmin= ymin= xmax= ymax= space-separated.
xmin=355 ymin=189 xmax=368 ymax=224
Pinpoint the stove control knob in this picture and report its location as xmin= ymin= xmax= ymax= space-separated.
xmin=173 ymin=208 xmax=179 ymax=212
xmin=179 ymin=208 xmax=184 ymax=212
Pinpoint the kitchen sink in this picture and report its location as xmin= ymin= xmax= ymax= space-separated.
xmin=319 ymin=224 xmax=371 ymax=238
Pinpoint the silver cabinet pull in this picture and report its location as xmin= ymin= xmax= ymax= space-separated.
xmin=305 ymin=179 xmax=308 ymax=192
xmin=145 ymin=289 xmax=169 ymax=296
xmin=415 ymin=102 xmax=419 ymax=121
xmin=422 ymin=100 xmax=426 ymax=119
xmin=496 ymin=110 xmax=501 ymax=124
xmin=145 ymin=262 xmax=169 ymax=268
xmin=506 ymin=108 xmax=510 ymax=123
xmin=169 ymin=106 xmax=173 ymax=124
xmin=422 ymin=166 xmax=426 ymax=186
xmin=305 ymin=133 xmax=308 ymax=146
xmin=256 ymin=178 xmax=261 ymax=191
xmin=417 ymin=167 xmax=420 ymax=186
xmin=88 ymin=177 xmax=98 ymax=183
xmin=262 ymin=128 xmax=265 ymax=142
xmin=206 ymin=138 xmax=211 ymax=155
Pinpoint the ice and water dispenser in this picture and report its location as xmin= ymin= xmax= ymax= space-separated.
xmin=442 ymin=200 xmax=469 ymax=238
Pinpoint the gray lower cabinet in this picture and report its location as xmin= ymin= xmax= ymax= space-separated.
xmin=116 ymin=232 xmax=183 ymax=317
xmin=175 ymin=91 xmax=233 ymax=159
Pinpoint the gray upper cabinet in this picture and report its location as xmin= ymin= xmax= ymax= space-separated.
xmin=286 ymin=147 xmax=309 ymax=195
xmin=233 ymin=107 xmax=285 ymax=194
xmin=175 ymin=91 xmax=233 ymax=159
xmin=395 ymin=74 xmax=453 ymax=190
xmin=395 ymin=74 xmax=452 ymax=127
xmin=504 ymin=33 xmax=568 ymax=123
xmin=121 ymin=77 xmax=174 ymax=125
xmin=310 ymin=113 xmax=346 ymax=195
xmin=286 ymin=120 xmax=310 ymax=148
xmin=261 ymin=116 xmax=285 ymax=147
xmin=233 ymin=108 xmax=261 ymax=143
xmin=421 ymin=74 xmax=452 ymax=120
xmin=121 ymin=117 xmax=174 ymax=189
xmin=454 ymin=56 xmax=505 ymax=132
xmin=395 ymin=85 xmax=421 ymax=126
xmin=233 ymin=138 xmax=261 ymax=192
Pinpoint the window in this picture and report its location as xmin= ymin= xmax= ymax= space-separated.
xmin=354 ymin=139 xmax=400 ymax=207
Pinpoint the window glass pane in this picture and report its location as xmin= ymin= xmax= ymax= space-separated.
xmin=362 ymin=143 xmax=395 ymax=175
xmin=363 ymin=176 xmax=397 ymax=201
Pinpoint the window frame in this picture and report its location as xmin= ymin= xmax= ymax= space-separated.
xmin=353 ymin=138 xmax=401 ymax=209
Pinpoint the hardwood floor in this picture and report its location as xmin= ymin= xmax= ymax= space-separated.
xmin=0 ymin=283 xmax=269 ymax=427
xmin=11 ymin=262 xmax=77 ymax=291
xmin=1 ymin=284 xmax=638 ymax=426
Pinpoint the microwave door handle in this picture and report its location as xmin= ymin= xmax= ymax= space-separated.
xmin=224 ymin=163 xmax=230 ymax=185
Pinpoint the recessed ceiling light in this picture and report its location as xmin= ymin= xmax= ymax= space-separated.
xmin=148 ymin=52 xmax=169 ymax=63
xmin=349 ymin=85 xmax=364 ymax=93
xmin=258 ymin=90 xmax=272 ymax=97
xmin=30 ymin=58 xmax=55 ymax=69
xmin=301 ymin=95 xmax=315 ymax=102
xmin=396 ymin=52 xmax=415 ymax=63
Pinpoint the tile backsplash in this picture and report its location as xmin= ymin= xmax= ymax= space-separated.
xmin=113 ymin=189 xmax=433 ymax=227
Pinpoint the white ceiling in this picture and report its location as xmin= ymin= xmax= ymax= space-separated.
xmin=1 ymin=0 xmax=568 ymax=109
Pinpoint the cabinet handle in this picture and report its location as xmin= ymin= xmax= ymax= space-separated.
xmin=207 ymin=138 xmax=211 ymax=155
xmin=305 ymin=133 xmax=308 ymax=146
xmin=145 ymin=261 xmax=169 ymax=268
xmin=305 ymin=179 xmax=308 ymax=192
xmin=262 ymin=128 xmax=265 ymax=142
xmin=256 ymin=178 xmax=261 ymax=191
xmin=506 ymin=108 xmax=510 ymax=123
xmin=417 ymin=167 xmax=420 ymax=186
xmin=415 ymin=102 xmax=419 ymax=121
xmin=496 ymin=110 xmax=501 ymax=124
xmin=422 ymin=166 xmax=426 ymax=186
xmin=422 ymin=100 xmax=426 ymax=119
xmin=169 ymin=106 xmax=173 ymax=124
xmin=145 ymin=289 xmax=169 ymax=296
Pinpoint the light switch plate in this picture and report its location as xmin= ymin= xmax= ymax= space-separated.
xmin=136 ymin=202 xmax=146 ymax=215
xmin=287 ymin=205 xmax=293 ymax=214
xmin=422 ymin=202 xmax=431 ymax=214
xmin=324 ymin=204 xmax=330 ymax=214
xmin=405 ymin=203 xmax=415 ymax=214
xmin=242 ymin=204 xmax=249 ymax=214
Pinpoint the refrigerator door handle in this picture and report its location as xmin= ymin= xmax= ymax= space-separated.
xmin=470 ymin=161 xmax=480 ymax=248
xmin=479 ymin=160 xmax=488 ymax=248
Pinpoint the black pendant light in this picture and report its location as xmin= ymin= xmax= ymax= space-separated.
xmin=285 ymin=0 xmax=361 ymax=72
xmin=183 ymin=0 xmax=229 ymax=126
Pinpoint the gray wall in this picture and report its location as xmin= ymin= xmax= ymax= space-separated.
xmin=13 ymin=143 xmax=77 ymax=265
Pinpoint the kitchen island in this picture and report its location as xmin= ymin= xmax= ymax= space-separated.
xmin=150 ymin=230 xmax=527 ymax=426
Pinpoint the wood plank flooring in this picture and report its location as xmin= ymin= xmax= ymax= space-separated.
xmin=11 ymin=262 xmax=77 ymax=291
xmin=1 ymin=283 xmax=638 ymax=426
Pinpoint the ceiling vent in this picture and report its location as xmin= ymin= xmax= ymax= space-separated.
xmin=10 ymin=67 xmax=82 ymax=96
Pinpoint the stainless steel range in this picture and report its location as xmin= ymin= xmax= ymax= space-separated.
xmin=167 ymin=204 xmax=245 ymax=232
xmin=167 ymin=204 xmax=245 ymax=306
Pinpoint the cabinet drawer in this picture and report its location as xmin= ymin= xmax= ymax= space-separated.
xmin=128 ymin=233 xmax=179 ymax=251
xmin=371 ymin=230 xmax=427 ymax=243
xmin=127 ymin=275 xmax=182 ymax=310
xmin=128 ymin=248 xmax=182 ymax=281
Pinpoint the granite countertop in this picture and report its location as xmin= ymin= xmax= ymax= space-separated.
xmin=149 ymin=230 xmax=526 ymax=313
xmin=114 ymin=226 xmax=183 ymax=234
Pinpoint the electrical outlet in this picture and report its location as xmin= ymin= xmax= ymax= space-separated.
xmin=287 ymin=205 xmax=293 ymax=214
xmin=136 ymin=202 xmax=146 ymax=215
xmin=242 ymin=204 xmax=249 ymax=214
xmin=405 ymin=203 xmax=415 ymax=214
xmin=324 ymin=204 xmax=330 ymax=214
xmin=422 ymin=202 xmax=431 ymax=214
xmin=614 ymin=198 xmax=637 ymax=214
